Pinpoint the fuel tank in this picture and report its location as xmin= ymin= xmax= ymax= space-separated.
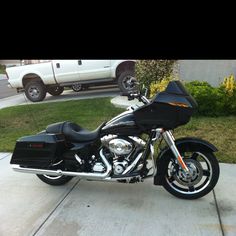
xmin=102 ymin=110 xmax=143 ymax=135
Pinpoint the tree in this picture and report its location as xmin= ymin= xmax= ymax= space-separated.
xmin=135 ymin=60 xmax=177 ymax=88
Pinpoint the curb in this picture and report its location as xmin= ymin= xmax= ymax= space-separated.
xmin=111 ymin=96 xmax=143 ymax=109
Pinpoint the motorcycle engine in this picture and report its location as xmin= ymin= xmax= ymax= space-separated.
xmin=100 ymin=135 xmax=146 ymax=176
xmin=109 ymin=138 xmax=133 ymax=155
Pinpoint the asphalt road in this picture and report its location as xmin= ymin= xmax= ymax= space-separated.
xmin=0 ymin=85 xmax=121 ymax=110
xmin=0 ymin=77 xmax=18 ymax=99
xmin=0 ymin=74 xmax=120 ymax=101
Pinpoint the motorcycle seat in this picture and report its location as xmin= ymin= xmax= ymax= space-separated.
xmin=46 ymin=121 xmax=105 ymax=142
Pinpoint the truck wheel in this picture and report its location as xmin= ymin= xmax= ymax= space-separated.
xmin=47 ymin=86 xmax=64 ymax=96
xmin=71 ymin=83 xmax=82 ymax=92
xmin=24 ymin=81 xmax=47 ymax=102
xmin=118 ymin=70 xmax=137 ymax=93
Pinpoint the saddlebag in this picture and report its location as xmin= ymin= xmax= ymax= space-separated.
xmin=10 ymin=133 xmax=66 ymax=168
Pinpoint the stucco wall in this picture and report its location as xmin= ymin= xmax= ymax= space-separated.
xmin=178 ymin=60 xmax=236 ymax=86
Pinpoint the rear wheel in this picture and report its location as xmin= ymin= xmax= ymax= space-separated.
xmin=162 ymin=151 xmax=219 ymax=199
xmin=47 ymin=86 xmax=64 ymax=96
xmin=37 ymin=174 xmax=73 ymax=186
xmin=24 ymin=81 xmax=47 ymax=102
xmin=36 ymin=161 xmax=74 ymax=185
xmin=118 ymin=70 xmax=137 ymax=93
xmin=71 ymin=83 xmax=82 ymax=92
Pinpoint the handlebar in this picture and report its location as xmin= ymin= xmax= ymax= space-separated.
xmin=120 ymin=91 xmax=150 ymax=105
xmin=120 ymin=78 xmax=150 ymax=105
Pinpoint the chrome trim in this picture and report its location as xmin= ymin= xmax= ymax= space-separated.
xmin=122 ymin=152 xmax=143 ymax=175
xmin=75 ymin=154 xmax=83 ymax=165
xmin=162 ymin=131 xmax=190 ymax=173
xmin=150 ymin=144 xmax=157 ymax=176
xmin=51 ymin=160 xmax=63 ymax=166
xmin=109 ymin=138 xmax=133 ymax=155
xmin=12 ymin=149 xmax=112 ymax=180
xmin=104 ymin=110 xmax=133 ymax=127
xmin=129 ymin=136 xmax=146 ymax=147
xmin=151 ymin=128 xmax=163 ymax=141
xmin=43 ymin=175 xmax=62 ymax=180
xmin=104 ymin=175 xmax=141 ymax=182
xmin=140 ymin=95 xmax=150 ymax=104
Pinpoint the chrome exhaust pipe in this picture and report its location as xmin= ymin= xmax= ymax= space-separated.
xmin=12 ymin=149 xmax=112 ymax=180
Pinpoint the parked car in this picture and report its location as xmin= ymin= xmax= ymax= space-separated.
xmin=6 ymin=60 xmax=136 ymax=102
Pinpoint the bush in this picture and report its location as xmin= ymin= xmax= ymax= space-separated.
xmin=220 ymin=74 xmax=236 ymax=115
xmin=185 ymin=79 xmax=236 ymax=116
xmin=221 ymin=74 xmax=236 ymax=94
xmin=0 ymin=64 xmax=6 ymax=74
xmin=135 ymin=60 xmax=177 ymax=89
xmin=149 ymin=76 xmax=174 ymax=98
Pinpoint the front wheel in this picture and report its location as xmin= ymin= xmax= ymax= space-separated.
xmin=162 ymin=151 xmax=219 ymax=199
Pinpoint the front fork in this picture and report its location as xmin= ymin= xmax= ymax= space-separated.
xmin=162 ymin=130 xmax=190 ymax=174
xmin=151 ymin=129 xmax=190 ymax=175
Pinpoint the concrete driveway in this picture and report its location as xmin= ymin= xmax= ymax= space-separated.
xmin=0 ymin=153 xmax=235 ymax=236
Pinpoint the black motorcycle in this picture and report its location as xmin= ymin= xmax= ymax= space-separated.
xmin=10 ymin=80 xmax=220 ymax=199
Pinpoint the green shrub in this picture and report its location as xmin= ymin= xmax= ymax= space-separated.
xmin=221 ymin=74 xmax=236 ymax=94
xmin=135 ymin=60 xmax=177 ymax=89
xmin=185 ymin=80 xmax=236 ymax=116
xmin=0 ymin=64 xmax=6 ymax=74
xmin=149 ymin=76 xmax=175 ymax=98
xmin=220 ymin=75 xmax=236 ymax=115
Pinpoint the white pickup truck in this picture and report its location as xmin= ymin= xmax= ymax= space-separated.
xmin=6 ymin=60 xmax=136 ymax=102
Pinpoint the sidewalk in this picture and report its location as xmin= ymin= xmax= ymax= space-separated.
xmin=0 ymin=152 xmax=235 ymax=236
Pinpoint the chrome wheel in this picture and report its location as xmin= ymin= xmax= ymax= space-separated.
xmin=71 ymin=83 xmax=82 ymax=92
xmin=166 ymin=152 xmax=212 ymax=194
xmin=118 ymin=70 xmax=136 ymax=93
xmin=172 ymin=159 xmax=204 ymax=187
xmin=163 ymin=151 xmax=219 ymax=198
xmin=28 ymin=86 xmax=40 ymax=98
xmin=24 ymin=81 xmax=47 ymax=102
xmin=43 ymin=175 xmax=62 ymax=180
xmin=121 ymin=76 xmax=137 ymax=90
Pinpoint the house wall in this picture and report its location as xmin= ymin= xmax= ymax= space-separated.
xmin=178 ymin=60 xmax=236 ymax=86
xmin=0 ymin=60 xmax=22 ymax=65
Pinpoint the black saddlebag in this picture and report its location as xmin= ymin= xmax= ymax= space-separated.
xmin=10 ymin=133 xmax=66 ymax=168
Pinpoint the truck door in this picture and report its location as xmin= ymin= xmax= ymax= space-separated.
xmin=52 ymin=60 xmax=80 ymax=83
xmin=77 ymin=60 xmax=111 ymax=80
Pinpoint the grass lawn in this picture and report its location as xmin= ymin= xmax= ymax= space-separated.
xmin=0 ymin=98 xmax=235 ymax=163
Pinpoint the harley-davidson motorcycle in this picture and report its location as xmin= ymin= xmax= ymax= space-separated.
xmin=10 ymin=80 xmax=220 ymax=199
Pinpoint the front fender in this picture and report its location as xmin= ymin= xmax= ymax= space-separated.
xmin=154 ymin=137 xmax=218 ymax=185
